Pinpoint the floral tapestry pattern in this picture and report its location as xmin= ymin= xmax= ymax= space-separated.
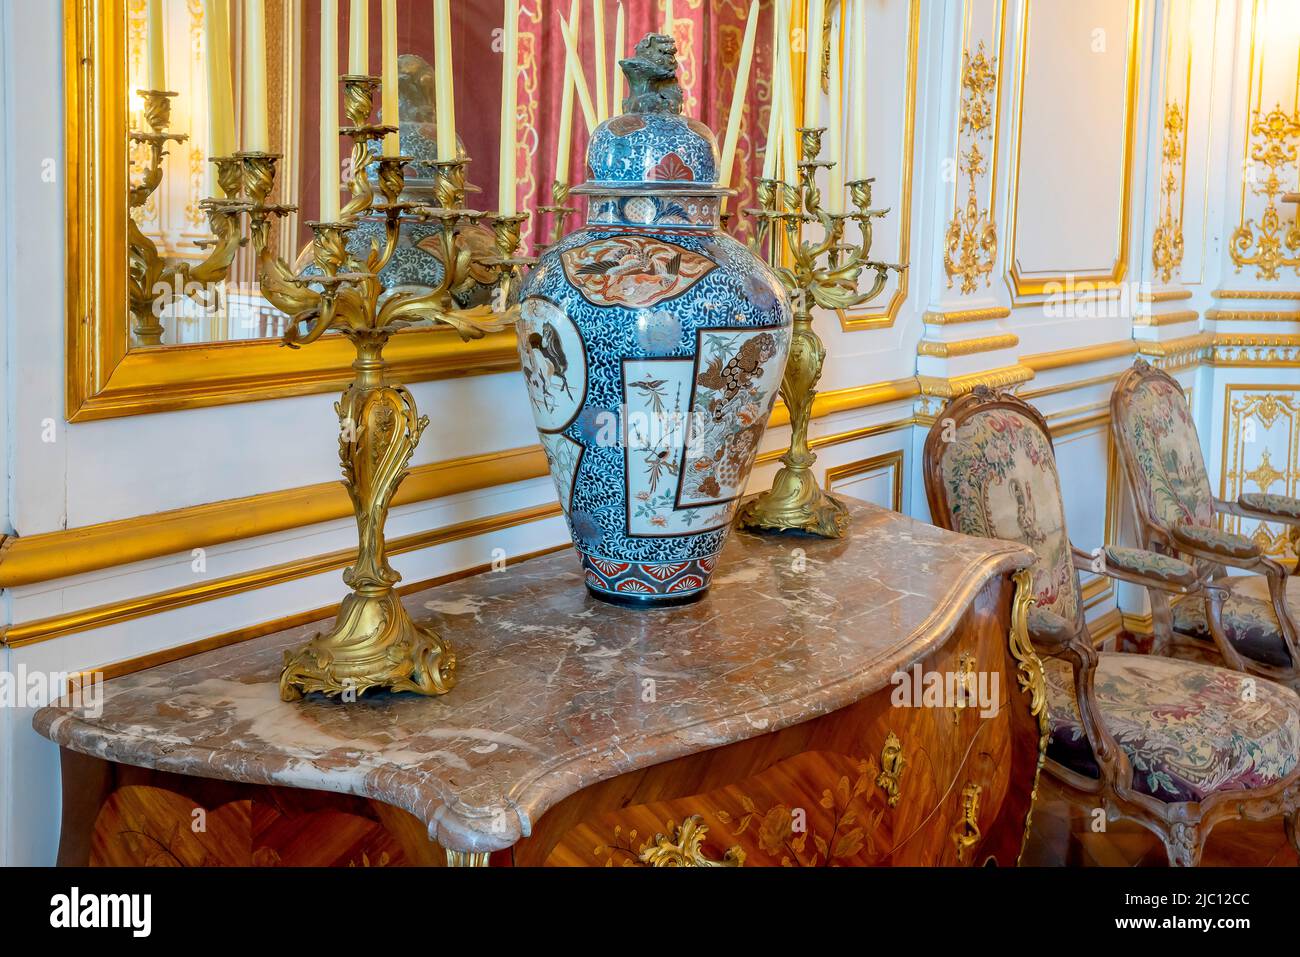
xmin=939 ymin=409 xmax=1080 ymax=622
xmin=1116 ymin=377 xmax=1215 ymax=531
xmin=1044 ymin=653 xmax=1300 ymax=802
xmin=1171 ymin=590 xmax=1293 ymax=669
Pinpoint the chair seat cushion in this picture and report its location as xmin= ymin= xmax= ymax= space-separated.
xmin=1171 ymin=523 xmax=1262 ymax=559
xmin=1172 ymin=587 xmax=1294 ymax=668
xmin=1103 ymin=546 xmax=1198 ymax=587
xmin=1044 ymin=653 xmax=1300 ymax=802
xmin=1240 ymin=492 xmax=1300 ymax=521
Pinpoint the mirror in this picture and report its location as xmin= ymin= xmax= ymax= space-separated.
xmin=123 ymin=0 xmax=777 ymax=348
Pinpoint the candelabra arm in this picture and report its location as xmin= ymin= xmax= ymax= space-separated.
xmin=256 ymin=246 xmax=323 ymax=325
xmin=185 ymin=207 xmax=247 ymax=289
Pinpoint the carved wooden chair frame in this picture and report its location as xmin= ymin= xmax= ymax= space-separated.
xmin=923 ymin=386 xmax=1300 ymax=866
xmin=1110 ymin=359 xmax=1300 ymax=688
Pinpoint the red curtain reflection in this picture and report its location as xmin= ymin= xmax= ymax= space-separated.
xmin=298 ymin=1 xmax=775 ymax=253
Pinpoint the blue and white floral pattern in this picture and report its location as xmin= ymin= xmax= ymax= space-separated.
xmin=518 ymin=103 xmax=791 ymax=605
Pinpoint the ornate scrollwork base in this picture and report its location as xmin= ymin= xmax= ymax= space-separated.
xmin=736 ymin=464 xmax=850 ymax=538
xmin=738 ymin=317 xmax=850 ymax=538
xmin=279 ymin=591 xmax=456 ymax=701
xmin=278 ymin=334 xmax=459 ymax=701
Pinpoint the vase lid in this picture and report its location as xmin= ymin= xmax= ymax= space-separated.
xmin=574 ymin=33 xmax=726 ymax=196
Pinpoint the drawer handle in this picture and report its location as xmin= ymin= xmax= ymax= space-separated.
xmin=952 ymin=782 xmax=983 ymax=862
xmin=876 ymin=731 xmax=906 ymax=807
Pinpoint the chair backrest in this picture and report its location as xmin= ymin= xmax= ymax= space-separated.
xmin=1110 ymin=359 xmax=1215 ymax=537
xmin=923 ymin=387 xmax=1083 ymax=628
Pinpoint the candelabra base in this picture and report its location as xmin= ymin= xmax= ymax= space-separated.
xmin=737 ymin=466 xmax=850 ymax=539
xmin=279 ymin=590 xmax=457 ymax=701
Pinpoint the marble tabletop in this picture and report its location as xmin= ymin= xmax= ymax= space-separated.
xmin=35 ymin=498 xmax=1032 ymax=853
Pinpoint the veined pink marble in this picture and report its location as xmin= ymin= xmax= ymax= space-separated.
xmin=34 ymin=498 xmax=1032 ymax=853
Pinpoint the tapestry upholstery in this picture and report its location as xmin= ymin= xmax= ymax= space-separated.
xmin=1171 ymin=592 xmax=1293 ymax=668
xmin=939 ymin=408 xmax=1080 ymax=623
xmin=1028 ymin=605 xmax=1076 ymax=648
xmin=1232 ymin=574 xmax=1300 ymax=622
xmin=1171 ymin=523 xmax=1261 ymax=560
xmin=1115 ymin=375 xmax=1215 ymax=532
xmin=1240 ymin=492 xmax=1300 ymax=520
xmin=1044 ymin=653 xmax=1300 ymax=802
xmin=1102 ymin=546 xmax=1198 ymax=587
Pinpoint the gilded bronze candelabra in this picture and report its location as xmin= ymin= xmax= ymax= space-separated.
xmin=230 ymin=74 xmax=530 ymax=700
xmin=737 ymin=127 xmax=903 ymax=538
xmin=127 ymin=90 xmax=245 ymax=348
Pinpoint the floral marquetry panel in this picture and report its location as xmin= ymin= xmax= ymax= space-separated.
xmin=1221 ymin=386 xmax=1300 ymax=562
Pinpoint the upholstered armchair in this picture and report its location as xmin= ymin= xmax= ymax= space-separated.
xmin=1111 ymin=359 xmax=1300 ymax=688
xmin=923 ymin=386 xmax=1300 ymax=866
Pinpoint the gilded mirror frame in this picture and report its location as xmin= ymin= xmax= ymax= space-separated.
xmin=64 ymin=0 xmax=517 ymax=422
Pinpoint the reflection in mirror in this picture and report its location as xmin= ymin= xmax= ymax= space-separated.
xmin=125 ymin=0 xmax=775 ymax=348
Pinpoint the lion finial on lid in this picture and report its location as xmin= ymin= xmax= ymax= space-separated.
xmin=619 ymin=33 xmax=683 ymax=114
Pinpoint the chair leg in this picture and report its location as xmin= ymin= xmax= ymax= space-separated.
xmin=1166 ymin=821 xmax=1205 ymax=867
xmin=1286 ymin=810 xmax=1300 ymax=861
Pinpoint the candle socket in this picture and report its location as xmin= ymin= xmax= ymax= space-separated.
xmin=847 ymin=178 xmax=876 ymax=213
xmin=490 ymin=212 xmax=529 ymax=258
xmin=375 ymin=155 xmax=412 ymax=206
xmin=138 ymin=89 xmax=178 ymax=133
xmin=209 ymin=156 xmax=245 ymax=199
xmin=797 ymin=127 xmax=826 ymax=164
xmin=342 ymin=74 xmax=382 ymax=125
xmin=736 ymin=128 xmax=905 ymax=540
xmin=238 ymin=151 xmax=282 ymax=206
xmin=430 ymin=159 xmax=470 ymax=211
xmin=306 ymin=221 xmax=357 ymax=276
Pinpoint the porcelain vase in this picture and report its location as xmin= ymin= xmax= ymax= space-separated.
xmin=517 ymin=37 xmax=792 ymax=606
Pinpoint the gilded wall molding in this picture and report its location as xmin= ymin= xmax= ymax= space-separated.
xmin=917 ymin=333 xmax=1019 ymax=358
xmin=1209 ymin=333 xmax=1300 ymax=365
xmin=5 ymin=377 xmax=922 ymax=591
xmin=824 ymin=450 xmax=906 ymax=512
xmin=0 ymin=445 xmax=551 ymax=589
xmin=1219 ymin=386 xmax=1300 ymax=562
xmin=1229 ymin=105 xmax=1300 ymax=279
xmin=916 ymin=363 xmax=1034 ymax=400
xmin=1137 ymin=289 xmax=1192 ymax=302
xmin=944 ymin=39 xmax=999 ymax=294
xmin=1133 ymin=309 xmax=1198 ymax=327
xmin=1205 ymin=308 xmax=1300 ymax=322
xmin=922 ymin=306 xmax=1011 ymax=325
xmin=1021 ymin=340 xmax=1137 ymax=372
xmin=2 ymin=505 xmax=565 ymax=648
xmin=1138 ymin=332 xmax=1213 ymax=371
xmin=1151 ymin=101 xmax=1186 ymax=282
xmin=1212 ymin=288 xmax=1300 ymax=299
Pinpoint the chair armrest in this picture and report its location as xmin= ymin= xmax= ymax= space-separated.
xmin=1235 ymin=493 xmax=1300 ymax=524
xmin=1027 ymin=606 xmax=1077 ymax=656
xmin=1101 ymin=545 xmax=1200 ymax=588
xmin=1169 ymin=522 xmax=1261 ymax=560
